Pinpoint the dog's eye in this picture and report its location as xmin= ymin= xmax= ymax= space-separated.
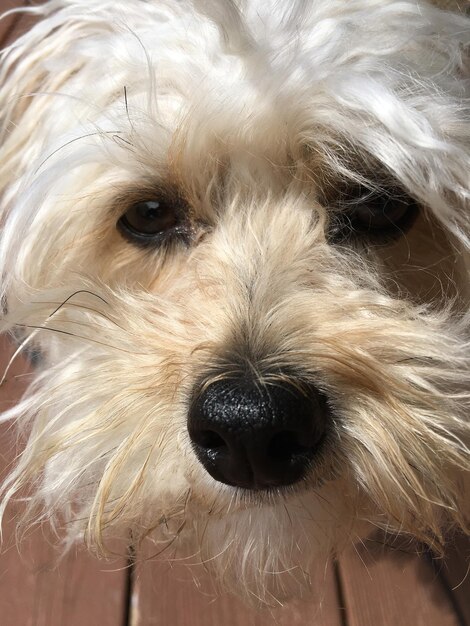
xmin=118 ymin=198 xmax=188 ymax=246
xmin=328 ymin=185 xmax=419 ymax=243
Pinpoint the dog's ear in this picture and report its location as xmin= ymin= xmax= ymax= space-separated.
xmin=1 ymin=12 xmax=46 ymax=183
xmin=0 ymin=4 xmax=107 ymax=202
xmin=0 ymin=3 xmax=153 ymax=206
xmin=0 ymin=3 xmax=136 ymax=308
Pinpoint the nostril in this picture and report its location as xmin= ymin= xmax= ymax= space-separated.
xmin=192 ymin=429 xmax=227 ymax=451
xmin=268 ymin=431 xmax=314 ymax=462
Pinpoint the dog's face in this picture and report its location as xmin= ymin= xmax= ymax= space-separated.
xmin=0 ymin=0 xmax=469 ymax=603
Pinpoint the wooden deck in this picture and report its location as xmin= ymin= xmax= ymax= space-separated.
xmin=1 ymin=1 xmax=469 ymax=624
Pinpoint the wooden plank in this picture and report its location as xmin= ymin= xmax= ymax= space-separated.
xmin=0 ymin=527 xmax=129 ymax=626
xmin=0 ymin=336 xmax=129 ymax=626
xmin=132 ymin=543 xmax=342 ymax=626
xmin=338 ymin=537 xmax=461 ymax=626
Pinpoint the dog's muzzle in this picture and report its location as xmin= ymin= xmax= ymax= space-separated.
xmin=188 ymin=377 xmax=328 ymax=490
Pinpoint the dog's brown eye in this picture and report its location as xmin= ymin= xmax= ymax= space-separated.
xmin=351 ymin=193 xmax=414 ymax=229
xmin=122 ymin=200 xmax=177 ymax=234
xmin=118 ymin=198 xmax=189 ymax=247
xmin=329 ymin=186 xmax=419 ymax=243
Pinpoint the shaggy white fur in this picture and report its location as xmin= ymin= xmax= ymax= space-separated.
xmin=0 ymin=0 xmax=469 ymax=605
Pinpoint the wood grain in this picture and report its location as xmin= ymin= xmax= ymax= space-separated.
xmin=0 ymin=529 xmax=129 ymax=626
xmin=338 ymin=538 xmax=462 ymax=626
xmin=131 ymin=549 xmax=342 ymax=626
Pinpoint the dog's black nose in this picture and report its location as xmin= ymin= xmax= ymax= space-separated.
xmin=188 ymin=378 xmax=328 ymax=490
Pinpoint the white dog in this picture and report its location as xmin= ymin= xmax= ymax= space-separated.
xmin=0 ymin=0 xmax=469 ymax=604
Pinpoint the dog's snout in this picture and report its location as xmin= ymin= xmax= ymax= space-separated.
xmin=188 ymin=377 xmax=328 ymax=490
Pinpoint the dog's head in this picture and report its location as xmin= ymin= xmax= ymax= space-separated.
xmin=0 ymin=0 xmax=469 ymax=603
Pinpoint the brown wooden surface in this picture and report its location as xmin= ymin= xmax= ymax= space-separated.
xmin=131 ymin=550 xmax=342 ymax=626
xmin=1 ymin=1 xmax=470 ymax=625
xmin=339 ymin=540 xmax=463 ymax=626
xmin=0 ymin=530 xmax=128 ymax=626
